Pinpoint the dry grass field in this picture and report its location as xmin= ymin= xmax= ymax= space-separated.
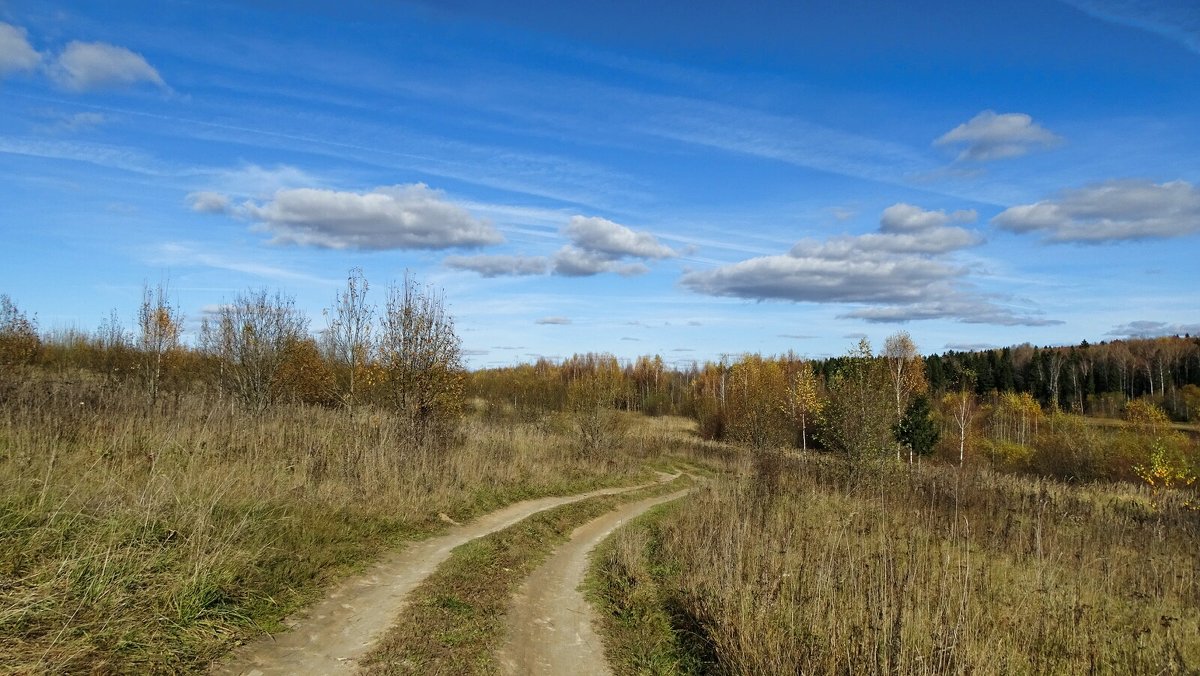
xmin=0 ymin=370 xmax=659 ymax=673
xmin=594 ymin=450 xmax=1200 ymax=674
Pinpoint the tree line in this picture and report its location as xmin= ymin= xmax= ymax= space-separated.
xmin=4 ymin=279 xmax=1197 ymax=486
xmin=0 ymin=270 xmax=464 ymax=443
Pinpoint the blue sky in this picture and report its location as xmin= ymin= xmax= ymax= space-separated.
xmin=1 ymin=0 xmax=1198 ymax=367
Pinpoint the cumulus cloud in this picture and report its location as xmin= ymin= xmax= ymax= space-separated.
xmin=0 ymin=23 xmax=41 ymax=75
xmin=444 ymin=254 xmax=549 ymax=277
xmin=684 ymin=203 xmax=979 ymax=305
xmin=50 ymin=41 xmax=165 ymax=91
xmin=563 ymin=215 xmax=677 ymax=259
xmin=683 ymin=203 xmax=1052 ymax=326
xmin=187 ymin=191 xmax=232 ymax=214
xmin=1106 ymin=320 xmax=1200 ymax=338
xmin=552 ymin=245 xmax=650 ymax=277
xmin=550 ymin=216 xmax=675 ymax=277
xmin=935 ymin=110 xmax=1061 ymax=162
xmin=442 ymin=213 xmax=675 ymax=278
xmin=535 ymin=316 xmax=571 ymax=325
xmin=241 ymin=183 xmax=503 ymax=250
xmin=880 ymin=203 xmax=977 ymax=232
xmin=993 ymin=179 xmax=1200 ymax=243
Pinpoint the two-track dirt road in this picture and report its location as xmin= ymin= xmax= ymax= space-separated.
xmin=213 ymin=473 xmax=680 ymax=676
xmin=495 ymin=489 xmax=691 ymax=676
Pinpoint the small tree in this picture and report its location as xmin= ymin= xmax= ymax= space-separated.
xmin=725 ymin=354 xmax=789 ymax=448
xmin=884 ymin=331 xmax=927 ymax=461
xmin=137 ymin=282 xmax=183 ymax=406
xmin=378 ymin=273 xmax=465 ymax=441
xmin=566 ymin=357 xmax=625 ymax=456
xmin=819 ymin=339 xmax=894 ymax=461
xmin=0 ymin=294 xmax=40 ymax=367
xmin=787 ymin=363 xmax=823 ymax=452
xmin=201 ymin=289 xmax=310 ymax=411
xmin=894 ymin=394 xmax=938 ymax=463
xmin=324 ymin=267 xmax=374 ymax=412
xmin=943 ymin=388 xmax=978 ymax=466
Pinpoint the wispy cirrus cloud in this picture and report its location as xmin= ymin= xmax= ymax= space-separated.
xmin=993 ymin=179 xmax=1200 ymax=243
xmin=535 ymin=316 xmax=571 ymax=325
xmin=935 ymin=110 xmax=1061 ymax=162
xmin=444 ymin=254 xmax=549 ymax=277
xmin=1059 ymin=0 xmax=1200 ymax=54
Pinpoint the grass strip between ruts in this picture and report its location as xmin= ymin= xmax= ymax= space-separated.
xmin=358 ymin=472 xmax=694 ymax=674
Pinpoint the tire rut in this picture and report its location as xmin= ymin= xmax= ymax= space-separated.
xmin=212 ymin=473 xmax=678 ymax=676
xmin=496 ymin=489 xmax=691 ymax=676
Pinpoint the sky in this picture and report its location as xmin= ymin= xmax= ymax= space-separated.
xmin=1 ymin=0 xmax=1198 ymax=368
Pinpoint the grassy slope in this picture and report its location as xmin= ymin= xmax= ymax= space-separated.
xmin=0 ymin=375 xmax=665 ymax=673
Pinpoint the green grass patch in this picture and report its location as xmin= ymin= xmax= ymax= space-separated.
xmin=585 ymin=501 xmax=711 ymax=676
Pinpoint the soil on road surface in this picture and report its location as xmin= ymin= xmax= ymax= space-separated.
xmin=496 ymin=489 xmax=691 ymax=676
xmin=213 ymin=474 xmax=678 ymax=676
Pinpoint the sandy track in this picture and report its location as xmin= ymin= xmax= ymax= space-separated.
xmin=213 ymin=474 xmax=678 ymax=676
xmin=496 ymin=489 xmax=691 ymax=676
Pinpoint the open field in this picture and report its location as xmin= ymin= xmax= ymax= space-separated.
xmin=0 ymin=371 xmax=670 ymax=673
xmin=592 ymin=451 xmax=1200 ymax=674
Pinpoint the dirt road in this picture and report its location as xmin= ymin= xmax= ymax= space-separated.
xmin=496 ymin=489 xmax=691 ymax=676
xmin=213 ymin=474 xmax=678 ymax=676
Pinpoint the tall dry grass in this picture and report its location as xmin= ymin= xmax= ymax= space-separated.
xmin=0 ymin=369 xmax=647 ymax=673
xmin=602 ymin=450 xmax=1200 ymax=674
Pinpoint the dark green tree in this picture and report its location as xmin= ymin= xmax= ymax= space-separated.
xmin=894 ymin=394 xmax=939 ymax=461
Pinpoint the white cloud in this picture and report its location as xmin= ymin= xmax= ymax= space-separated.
xmin=935 ymin=110 xmax=1061 ymax=162
xmin=992 ymin=179 xmax=1200 ymax=243
xmin=945 ymin=342 xmax=999 ymax=351
xmin=241 ymin=183 xmax=503 ymax=250
xmin=445 ymin=214 xmax=674 ymax=278
xmin=563 ymin=215 xmax=677 ymax=259
xmin=444 ymin=254 xmax=549 ymax=277
xmin=880 ymin=203 xmax=977 ymax=232
xmin=535 ymin=316 xmax=571 ymax=325
xmin=682 ymin=202 xmax=1052 ymax=326
xmin=843 ymin=300 xmax=1062 ymax=326
xmin=0 ymin=23 xmax=41 ymax=75
xmin=186 ymin=191 xmax=232 ymax=214
xmin=50 ymin=41 xmax=166 ymax=91
xmin=552 ymin=245 xmax=650 ymax=277
xmin=1106 ymin=320 xmax=1200 ymax=338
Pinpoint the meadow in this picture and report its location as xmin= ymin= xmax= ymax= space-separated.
xmin=593 ymin=450 xmax=1200 ymax=674
xmin=0 ymin=370 xmax=657 ymax=673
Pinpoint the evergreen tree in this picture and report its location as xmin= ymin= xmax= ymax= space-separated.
xmin=894 ymin=394 xmax=939 ymax=459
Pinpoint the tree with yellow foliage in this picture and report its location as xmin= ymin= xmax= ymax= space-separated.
xmin=786 ymin=362 xmax=822 ymax=452
xmin=137 ymin=282 xmax=183 ymax=407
